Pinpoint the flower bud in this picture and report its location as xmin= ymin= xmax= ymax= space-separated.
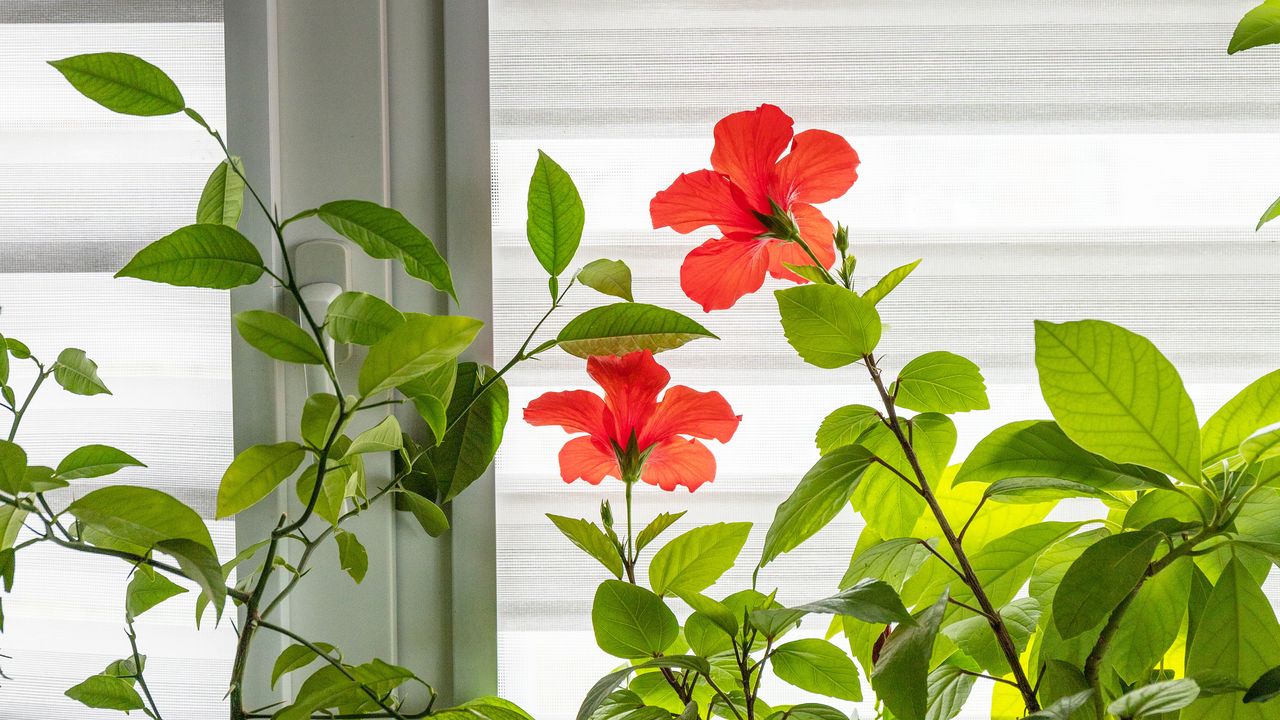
xmin=834 ymin=223 xmax=849 ymax=253
xmin=600 ymin=500 xmax=614 ymax=528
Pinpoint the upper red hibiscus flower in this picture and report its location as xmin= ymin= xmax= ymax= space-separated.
xmin=650 ymin=104 xmax=860 ymax=312
xmin=523 ymin=350 xmax=741 ymax=492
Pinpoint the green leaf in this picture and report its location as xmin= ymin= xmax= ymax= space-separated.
xmin=64 ymin=674 xmax=145 ymax=711
xmin=760 ymin=445 xmax=875 ymax=567
xmin=982 ymin=477 xmax=1124 ymax=507
xmin=635 ymin=511 xmax=685 ymax=552
xmin=125 ymin=565 xmax=187 ymax=619
xmin=678 ymin=591 xmax=738 ymax=638
xmin=850 ymin=414 xmax=954 ymax=537
xmin=335 ymin=529 xmax=368 ymax=583
xmin=840 ymin=536 xmax=930 ymax=592
xmin=1230 ymin=1 xmax=1280 ymax=54
xmin=1108 ymin=679 xmax=1200 ymax=719
xmin=815 ymin=404 xmax=880 ymax=454
xmin=871 ymin=591 xmax=948 ymax=720
xmin=591 ymin=579 xmax=679 ymax=659
xmin=556 ymin=302 xmax=716 ymax=359
xmin=526 ymin=150 xmax=585 ymax=278
xmin=54 ymin=444 xmax=145 ymax=480
xmin=1202 ymin=368 xmax=1280 ymax=468
xmin=942 ymin=597 xmax=1039 ymax=675
xmin=1053 ymin=530 xmax=1161 ymax=639
xmin=402 ymin=490 xmax=449 ymax=537
xmin=0 ymin=332 xmax=9 ymax=386
xmin=5 ymin=338 xmax=31 ymax=360
xmin=891 ymin=351 xmax=989 ymax=414
xmin=775 ymin=284 xmax=881 ymax=368
xmin=358 ymin=313 xmax=481 ymax=397
xmin=862 ymin=258 xmax=921 ymax=305
xmin=962 ymin=521 xmax=1086 ymax=610
xmin=69 ymin=485 xmax=214 ymax=551
xmin=0 ymin=441 xmax=29 ymax=495
xmin=924 ymin=664 xmax=976 ymax=720
xmin=317 ymin=199 xmax=455 ymax=300
xmin=53 ymin=348 xmax=111 ymax=396
xmin=1185 ymin=558 xmax=1280 ymax=718
xmin=1242 ymin=426 xmax=1280 ymax=464
xmin=325 ymin=291 xmax=405 ymax=346
xmin=1109 ymin=557 xmax=1193 ymax=682
xmin=272 ymin=641 xmax=339 ymax=689
xmin=577 ymin=258 xmax=634 ymax=301
xmin=196 ymin=159 xmax=246 ymax=227
xmin=547 ymin=514 xmax=623 ymax=579
xmin=300 ymin=393 xmax=343 ymax=449
xmin=49 ymin=52 xmax=184 ymax=116
xmin=1256 ymin=192 xmax=1280 ymax=231
xmin=217 ymin=441 xmax=306 ymax=518
xmin=0 ymin=505 xmax=28 ymax=551
xmin=346 ymin=415 xmax=402 ymax=456
xmin=764 ymin=705 xmax=847 ymax=720
xmin=156 ymin=537 xmax=226 ymax=620
xmin=794 ymin=579 xmax=913 ymax=625
xmin=401 ymin=362 xmax=457 ymax=442
xmin=1245 ymin=666 xmax=1280 ymax=703
xmin=771 ymin=638 xmax=861 ymax=701
xmin=234 ymin=310 xmax=326 ymax=365
xmin=1034 ymin=320 xmax=1200 ymax=484
xmin=748 ymin=607 xmax=806 ymax=641
xmin=648 ymin=522 xmax=750 ymax=596
xmin=1026 ymin=689 xmax=1094 ymax=719
xmin=116 ymin=223 xmax=265 ymax=289
xmin=409 ymin=363 xmax=508 ymax=502
xmin=576 ymin=657 xmax=710 ymax=720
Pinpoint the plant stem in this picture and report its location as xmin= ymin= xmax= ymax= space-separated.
xmin=7 ymin=364 xmax=48 ymax=442
xmin=126 ymin=619 xmax=164 ymax=720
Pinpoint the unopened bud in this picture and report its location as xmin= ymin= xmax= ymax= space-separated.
xmin=834 ymin=223 xmax=849 ymax=253
xmin=600 ymin=500 xmax=614 ymax=528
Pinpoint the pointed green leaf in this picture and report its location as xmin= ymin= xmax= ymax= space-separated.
xmin=648 ymin=522 xmax=750 ymax=596
xmin=1256 ymin=192 xmax=1280 ymax=231
xmin=196 ymin=158 xmax=246 ymax=227
xmin=335 ymin=529 xmax=368 ymax=583
xmin=64 ymin=674 xmax=145 ymax=711
xmin=760 ymin=445 xmax=875 ymax=567
xmin=1053 ymin=530 xmax=1161 ymax=639
xmin=272 ymin=642 xmax=339 ymax=689
xmin=1242 ymin=426 xmax=1280 ymax=464
xmin=155 ymin=537 xmax=225 ymax=620
xmin=578 ymin=259 xmax=634 ymax=301
xmin=796 ymin=579 xmax=913 ymax=625
xmin=358 ymin=313 xmax=481 ymax=397
xmin=771 ymin=638 xmax=861 ymax=701
xmin=402 ymin=490 xmax=449 ymax=537
xmin=591 ymin=579 xmax=678 ymax=659
xmin=775 ymin=284 xmax=881 ymax=368
xmin=53 ymin=348 xmax=111 ymax=396
xmin=815 ymin=404 xmax=880 ymax=454
xmin=556 ymin=302 xmax=716 ymax=358
xmin=217 ymin=441 xmax=306 ymax=518
xmin=300 ymin=393 xmax=343 ymax=449
xmin=0 ymin=441 xmax=29 ymax=495
xmin=54 ymin=444 xmax=145 ymax=480
xmin=924 ymin=663 xmax=976 ymax=720
xmin=1229 ymin=1 xmax=1280 ymax=54
xmin=1110 ymin=557 xmax=1193 ymax=682
xmin=49 ymin=52 xmax=184 ymax=116
xmin=69 ymin=485 xmax=213 ymax=551
xmin=318 ymin=200 xmax=455 ymax=300
xmin=125 ymin=565 xmax=187 ymax=619
xmin=862 ymin=259 xmax=921 ymax=306
xmin=527 ymin=150 xmax=585 ymax=278
xmin=234 ymin=310 xmax=325 ymax=365
xmin=1245 ymin=666 xmax=1280 ymax=703
xmin=346 ymin=415 xmax=402 ymax=456
xmin=942 ymin=597 xmax=1039 ymax=675
xmin=1106 ymin=678 xmax=1199 ymax=718
xmin=325 ymin=291 xmax=405 ymax=346
xmin=635 ymin=511 xmax=685 ymax=552
xmin=871 ymin=591 xmax=948 ymax=720
xmin=407 ymin=362 xmax=508 ymax=502
xmin=1202 ymin=369 xmax=1280 ymax=468
xmin=117 ymin=223 xmax=264 ymax=289
xmin=547 ymin=514 xmax=623 ymax=579
xmin=891 ymin=351 xmax=988 ymax=414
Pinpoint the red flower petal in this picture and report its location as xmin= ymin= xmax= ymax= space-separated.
xmin=771 ymin=129 xmax=860 ymax=206
xmin=650 ymin=169 xmax=762 ymax=236
xmin=710 ymin=104 xmax=794 ymax=213
xmin=640 ymin=385 xmax=741 ymax=448
xmin=558 ymin=435 xmax=620 ymax=485
xmin=587 ymin=351 xmax=670 ymax=443
xmin=767 ymin=203 xmax=836 ymax=282
xmin=523 ymin=390 xmax=608 ymax=436
xmin=680 ymin=235 xmax=775 ymax=312
xmin=640 ymin=437 xmax=718 ymax=492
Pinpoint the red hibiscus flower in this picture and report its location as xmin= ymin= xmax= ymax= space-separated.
xmin=523 ymin=350 xmax=741 ymax=492
xmin=650 ymin=103 xmax=860 ymax=312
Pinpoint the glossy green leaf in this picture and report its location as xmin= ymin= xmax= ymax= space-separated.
xmin=234 ymin=310 xmax=326 ymax=365
xmin=53 ymin=348 xmax=111 ymax=396
xmin=1202 ymin=368 xmax=1280 ymax=468
xmin=527 ymin=151 xmax=585 ymax=279
xmin=64 ymin=674 xmax=145 ymax=711
xmin=5 ymin=338 xmax=31 ymax=360
xmin=346 ymin=415 xmax=402 ymax=456
xmin=271 ymin=641 xmax=339 ymax=689
xmin=760 ymin=445 xmax=875 ymax=567
xmin=547 ymin=514 xmax=623 ymax=579
xmin=775 ymin=284 xmax=881 ymax=368
xmin=49 ymin=52 xmax=184 ymax=116
xmin=318 ymin=200 xmax=456 ymax=300
xmin=871 ymin=591 xmax=948 ymax=720
xmin=1245 ymin=666 xmax=1280 ymax=703
xmin=795 ymin=579 xmax=913 ymax=625
xmin=891 ymin=351 xmax=988 ymax=414
xmin=591 ymin=579 xmax=678 ymax=659
xmin=217 ymin=441 xmax=305 ymax=518
xmin=649 ymin=521 xmax=750 ymax=596
xmin=982 ymin=477 xmax=1124 ymax=507
xmin=402 ymin=490 xmax=449 ymax=537
xmin=0 ymin=440 xmax=29 ymax=495
xmin=1034 ymin=320 xmax=1200 ymax=484
xmin=924 ymin=664 xmax=976 ymax=720
xmin=577 ymin=259 xmax=633 ymax=303
xmin=54 ymin=444 xmax=145 ymax=480
xmin=1108 ymin=679 xmax=1199 ymax=719
xmin=749 ymin=607 xmax=807 ymax=641
xmin=125 ymin=565 xmax=187 ymax=619
xmin=771 ymin=638 xmax=861 ymax=701
xmin=1109 ymin=557 xmax=1193 ymax=682
xmin=335 ymin=529 xmax=368 ymax=584
xmin=300 ymin=393 xmax=343 ymax=449
xmin=678 ymin=591 xmax=738 ymax=638
xmin=325 ymin=291 xmax=405 ymax=345
xmin=815 ymin=404 xmax=880 ymax=454
xmin=862 ymin=259 xmax=921 ymax=305
xmin=116 ymin=223 xmax=264 ymax=289
xmin=196 ymin=158 xmax=246 ymax=227
xmin=409 ymin=363 xmax=508 ymax=502
xmin=1230 ymin=1 xmax=1280 ymax=53
xmin=69 ymin=485 xmax=213 ymax=551
xmin=764 ymin=704 xmax=847 ymax=720
xmin=358 ymin=313 xmax=481 ymax=396
xmin=1052 ymin=530 xmax=1161 ymax=639
xmin=557 ymin=302 xmax=716 ymax=358
xmin=635 ymin=511 xmax=685 ymax=552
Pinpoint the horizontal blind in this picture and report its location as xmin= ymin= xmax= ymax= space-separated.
xmin=0 ymin=3 xmax=233 ymax=718
xmin=490 ymin=2 xmax=1280 ymax=718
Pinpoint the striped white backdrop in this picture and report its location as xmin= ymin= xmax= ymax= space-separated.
xmin=490 ymin=2 xmax=1280 ymax=719
xmin=0 ymin=2 xmax=234 ymax=718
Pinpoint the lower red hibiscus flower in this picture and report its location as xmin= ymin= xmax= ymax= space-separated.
xmin=523 ymin=350 xmax=741 ymax=492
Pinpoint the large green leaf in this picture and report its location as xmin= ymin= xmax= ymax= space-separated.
xmin=851 ymin=415 xmax=953 ymax=537
xmin=871 ymin=591 xmax=948 ymax=720
xmin=815 ymin=404 xmax=880 ymax=454
xmin=53 ymin=348 xmax=111 ymax=396
xmin=49 ymin=52 xmax=184 ymax=116
xmin=1185 ymin=559 xmax=1280 ymax=719
xmin=1242 ymin=426 xmax=1280 ymax=464
xmin=982 ymin=477 xmax=1125 ymax=508
xmin=357 ymin=313 xmax=481 ymax=396
xmin=116 ymin=223 xmax=265 ymax=289
xmin=55 ymin=444 xmax=145 ymax=480
xmin=216 ymin=441 xmax=306 ymax=518
xmin=840 ymin=536 xmax=930 ymax=592
xmin=125 ymin=565 xmax=187 ymax=619
xmin=0 ymin=441 xmax=29 ymax=495
xmin=317 ymin=200 xmax=455 ymax=300
xmin=547 ymin=514 xmax=623 ymax=579
xmin=1108 ymin=679 xmax=1200 ymax=719
xmin=775 ymin=284 xmax=881 ymax=368
xmin=1034 ymin=319 xmax=1200 ymax=484
xmin=578 ymin=258 xmax=633 ymax=301
xmin=891 ymin=351 xmax=989 ymax=414
xmin=1109 ymin=557 xmax=1193 ymax=682
xmin=1229 ymin=1 xmax=1280 ymax=54
xmin=64 ymin=674 xmax=145 ymax=712
xmin=1052 ymin=530 xmax=1161 ymax=639
xmin=300 ymin=393 xmax=343 ymax=449
xmin=196 ymin=158 xmax=246 ymax=227
xmin=526 ymin=150 xmax=585 ymax=278
xmin=648 ymin=522 xmax=750 ymax=596
xmin=591 ymin=579 xmax=678 ymax=659
xmin=959 ymin=521 xmax=1085 ymax=610
xmin=1201 ymin=368 xmax=1280 ymax=469
xmin=408 ymin=362 xmax=508 ymax=502
xmin=556 ymin=302 xmax=716 ymax=358
xmin=325 ymin=291 xmax=405 ymax=346
xmin=69 ymin=485 xmax=214 ymax=552
xmin=760 ymin=445 xmax=875 ymax=567
xmin=234 ymin=310 xmax=326 ymax=365
xmin=155 ymin=538 xmax=226 ymax=619
xmin=771 ymin=638 xmax=861 ymax=701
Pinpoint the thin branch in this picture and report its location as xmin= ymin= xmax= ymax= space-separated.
xmin=126 ymin=620 xmax=163 ymax=720
xmin=955 ymin=668 xmax=1020 ymax=688
xmin=917 ymin=540 xmax=966 ymax=582
xmin=948 ymin=597 xmax=994 ymax=621
xmin=957 ymin=496 xmax=987 ymax=544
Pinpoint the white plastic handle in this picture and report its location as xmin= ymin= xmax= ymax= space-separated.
xmin=299 ymin=282 xmax=342 ymax=394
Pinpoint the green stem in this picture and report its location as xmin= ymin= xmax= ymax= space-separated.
xmin=7 ymin=364 xmax=49 ymax=442
xmin=126 ymin=619 xmax=164 ymax=720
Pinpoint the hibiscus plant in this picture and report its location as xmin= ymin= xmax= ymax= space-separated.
xmin=531 ymin=103 xmax=1280 ymax=720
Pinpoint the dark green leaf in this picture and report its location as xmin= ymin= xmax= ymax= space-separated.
xmin=795 ymin=579 xmax=913 ymax=625
xmin=318 ymin=200 xmax=455 ymax=300
xmin=234 ymin=310 xmax=326 ymax=365
xmin=760 ymin=445 xmax=875 ymax=567
xmin=217 ymin=441 xmax=306 ymax=518
xmin=49 ymin=52 xmax=184 ymax=116
xmin=1026 ymin=690 xmax=1094 ymax=719
xmin=1108 ymin=679 xmax=1200 ymax=719
xmin=358 ymin=313 xmax=481 ymax=397
xmin=407 ymin=363 xmax=508 ymax=502
xmin=1053 ymin=530 xmax=1161 ymax=639
xmin=527 ymin=150 xmax=585 ymax=278
xmin=64 ymin=674 xmax=145 ymax=711
xmin=402 ymin=490 xmax=449 ymax=537
xmin=1230 ymin=1 xmax=1280 ymax=54
xmin=1109 ymin=557 xmax=1192 ymax=683
xmin=335 ymin=529 xmax=368 ymax=583
xmin=775 ymin=284 xmax=881 ymax=368
xmin=862 ymin=259 xmax=921 ymax=305
xmin=871 ymin=591 xmax=948 ymax=720
xmin=125 ymin=565 xmax=187 ymax=619
xmin=635 ymin=511 xmax=685 ymax=552
xmin=891 ymin=351 xmax=989 ymax=413
xmin=196 ymin=158 xmax=246 ymax=227
xmin=557 ymin=303 xmax=716 ymax=359
xmin=53 ymin=348 xmax=111 ymax=396
xmin=548 ymin=514 xmax=623 ymax=579
xmin=1245 ymin=666 xmax=1280 ymax=703
xmin=401 ymin=362 xmax=457 ymax=442
xmin=648 ymin=522 xmax=750 ymax=596
xmin=591 ymin=579 xmax=678 ymax=659
xmin=815 ymin=404 xmax=880 ymax=454
xmin=116 ymin=223 xmax=264 ymax=289
xmin=325 ymin=291 xmax=405 ymax=345
xmin=771 ymin=638 xmax=861 ymax=701
xmin=578 ymin=259 xmax=633 ymax=301
xmin=55 ymin=444 xmax=145 ymax=480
